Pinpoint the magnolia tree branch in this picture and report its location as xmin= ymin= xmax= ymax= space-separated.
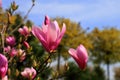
xmin=0 ymin=24 xmax=7 ymax=54
xmin=33 ymin=53 xmax=52 ymax=80
xmin=10 ymin=2 xmax=35 ymax=35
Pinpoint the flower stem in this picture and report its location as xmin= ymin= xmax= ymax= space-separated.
xmin=33 ymin=53 xmax=52 ymax=80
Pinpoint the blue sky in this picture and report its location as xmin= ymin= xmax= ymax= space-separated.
xmin=2 ymin=0 xmax=120 ymax=30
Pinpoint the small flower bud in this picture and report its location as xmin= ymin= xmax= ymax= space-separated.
xmin=64 ymin=62 xmax=69 ymax=71
xmin=11 ymin=1 xmax=18 ymax=11
xmin=23 ymin=41 xmax=30 ymax=49
xmin=18 ymin=26 xmax=30 ymax=37
xmin=44 ymin=15 xmax=50 ymax=25
xmin=6 ymin=36 xmax=16 ymax=47
xmin=16 ymin=69 xmax=19 ymax=77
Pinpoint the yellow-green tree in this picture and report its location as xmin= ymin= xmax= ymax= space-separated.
xmin=90 ymin=27 xmax=120 ymax=80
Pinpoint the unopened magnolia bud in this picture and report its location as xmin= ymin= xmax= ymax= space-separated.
xmin=36 ymin=77 xmax=40 ymax=80
xmin=8 ymin=68 xmax=11 ymax=76
xmin=64 ymin=62 xmax=69 ymax=71
xmin=11 ymin=1 xmax=18 ymax=11
xmin=16 ymin=69 xmax=19 ymax=76
xmin=33 ymin=60 xmax=37 ymax=67
xmin=44 ymin=15 xmax=50 ymax=25
xmin=17 ymin=49 xmax=23 ymax=56
xmin=47 ymin=58 xmax=52 ymax=63
xmin=23 ymin=41 xmax=30 ymax=49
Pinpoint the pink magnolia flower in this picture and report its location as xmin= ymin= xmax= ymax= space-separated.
xmin=68 ymin=44 xmax=88 ymax=70
xmin=0 ymin=54 xmax=8 ymax=78
xmin=4 ymin=46 xmax=17 ymax=57
xmin=21 ymin=67 xmax=36 ymax=79
xmin=18 ymin=26 xmax=30 ymax=36
xmin=6 ymin=36 xmax=16 ymax=46
xmin=32 ymin=16 xmax=66 ymax=53
xmin=9 ymin=48 xmax=17 ymax=57
xmin=4 ymin=46 xmax=11 ymax=53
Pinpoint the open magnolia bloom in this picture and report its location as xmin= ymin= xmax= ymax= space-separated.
xmin=6 ymin=36 xmax=16 ymax=47
xmin=32 ymin=15 xmax=66 ymax=53
xmin=18 ymin=26 xmax=30 ymax=37
xmin=68 ymin=44 xmax=88 ymax=70
xmin=0 ymin=54 xmax=8 ymax=79
xmin=21 ymin=67 xmax=36 ymax=79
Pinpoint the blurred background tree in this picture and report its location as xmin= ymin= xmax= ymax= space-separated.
xmin=89 ymin=27 xmax=120 ymax=80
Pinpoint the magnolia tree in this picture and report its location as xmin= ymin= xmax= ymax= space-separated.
xmin=0 ymin=0 xmax=88 ymax=80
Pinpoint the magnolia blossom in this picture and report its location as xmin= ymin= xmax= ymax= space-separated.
xmin=68 ymin=44 xmax=88 ymax=70
xmin=4 ymin=46 xmax=17 ymax=57
xmin=9 ymin=48 xmax=17 ymax=57
xmin=32 ymin=15 xmax=66 ymax=53
xmin=0 ymin=54 xmax=8 ymax=78
xmin=18 ymin=26 xmax=30 ymax=36
xmin=6 ymin=36 xmax=15 ymax=46
xmin=21 ymin=67 xmax=36 ymax=79
xmin=4 ymin=46 xmax=11 ymax=53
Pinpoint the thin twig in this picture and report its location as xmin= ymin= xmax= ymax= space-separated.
xmin=10 ymin=3 xmax=35 ymax=35
xmin=0 ymin=24 xmax=7 ymax=54
xmin=33 ymin=53 xmax=52 ymax=80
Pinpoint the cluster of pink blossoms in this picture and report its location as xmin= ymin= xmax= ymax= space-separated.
xmin=0 ymin=15 xmax=88 ymax=80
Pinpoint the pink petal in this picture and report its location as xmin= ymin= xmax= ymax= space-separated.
xmin=32 ymin=26 xmax=46 ymax=43
xmin=18 ymin=28 xmax=23 ymax=34
xmin=47 ymin=22 xmax=58 ymax=44
xmin=68 ymin=48 xmax=79 ymax=62
xmin=77 ymin=45 xmax=88 ymax=61
xmin=32 ymin=26 xmax=49 ymax=52
xmin=57 ymin=23 xmax=66 ymax=44
xmin=23 ymin=26 xmax=29 ymax=35
xmin=53 ymin=21 xmax=60 ymax=36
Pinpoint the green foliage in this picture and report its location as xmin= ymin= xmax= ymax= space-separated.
xmin=64 ymin=62 xmax=105 ymax=80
